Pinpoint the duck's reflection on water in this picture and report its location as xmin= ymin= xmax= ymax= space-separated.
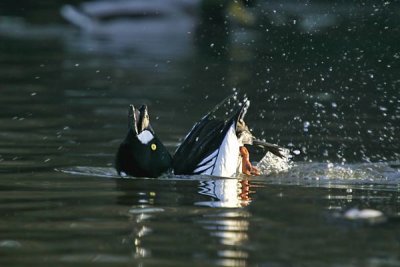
xmin=116 ymin=177 xmax=254 ymax=265
xmin=196 ymin=179 xmax=251 ymax=266
xmin=196 ymin=179 xmax=252 ymax=208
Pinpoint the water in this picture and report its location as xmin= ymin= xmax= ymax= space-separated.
xmin=1 ymin=1 xmax=400 ymax=266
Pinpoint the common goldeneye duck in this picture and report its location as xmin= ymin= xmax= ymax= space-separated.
xmin=115 ymin=104 xmax=172 ymax=177
xmin=173 ymin=97 xmax=284 ymax=177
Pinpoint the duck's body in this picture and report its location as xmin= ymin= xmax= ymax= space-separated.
xmin=174 ymin=113 xmax=240 ymax=177
xmin=116 ymin=96 xmax=284 ymax=178
xmin=116 ymin=105 xmax=172 ymax=177
xmin=173 ymin=97 xmax=283 ymax=177
xmin=173 ymin=98 xmax=248 ymax=177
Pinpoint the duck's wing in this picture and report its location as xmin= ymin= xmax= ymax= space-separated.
xmin=173 ymin=97 xmax=246 ymax=175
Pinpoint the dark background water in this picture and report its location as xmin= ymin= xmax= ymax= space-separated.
xmin=1 ymin=0 xmax=399 ymax=266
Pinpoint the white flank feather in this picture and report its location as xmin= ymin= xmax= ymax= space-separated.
xmin=211 ymin=123 xmax=240 ymax=177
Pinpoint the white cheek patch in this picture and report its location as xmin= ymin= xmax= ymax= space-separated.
xmin=137 ymin=130 xmax=154 ymax=144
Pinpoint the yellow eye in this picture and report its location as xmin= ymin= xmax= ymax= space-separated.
xmin=151 ymin=144 xmax=157 ymax=151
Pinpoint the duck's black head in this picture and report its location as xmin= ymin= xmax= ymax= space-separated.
xmin=115 ymin=105 xmax=172 ymax=178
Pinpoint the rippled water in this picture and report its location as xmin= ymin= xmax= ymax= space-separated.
xmin=1 ymin=1 xmax=400 ymax=266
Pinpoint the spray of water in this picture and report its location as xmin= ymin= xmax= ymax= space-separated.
xmin=256 ymin=148 xmax=294 ymax=175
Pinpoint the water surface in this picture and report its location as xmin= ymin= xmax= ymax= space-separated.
xmin=1 ymin=1 xmax=399 ymax=266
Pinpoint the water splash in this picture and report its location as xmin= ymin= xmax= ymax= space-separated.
xmin=256 ymin=148 xmax=294 ymax=175
xmin=284 ymin=161 xmax=400 ymax=182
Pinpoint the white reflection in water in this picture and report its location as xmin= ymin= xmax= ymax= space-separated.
xmin=127 ymin=201 xmax=161 ymax=259
xmin=201 ymin=209 xmax=250 ymax=266
xmin=196 ymin=179 xmax=252 ymax=208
